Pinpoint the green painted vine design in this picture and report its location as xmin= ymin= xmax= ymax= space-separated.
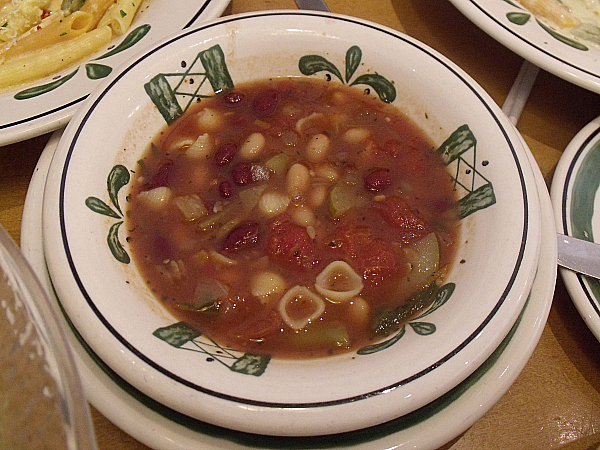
xmin=153 ymin=322 xmax=270 ymax=376
xmin=82 ymin=43 xmax=497 ymax=372
xmin=502 ymin=0 xmax=589 ymax=51
xmin=85 ymin=164 xmax=131 ymax=264
xmin=14 ymin=24 xmax=150 ymax=100
xmin=298 ymin=45 xmax=397 ymax=103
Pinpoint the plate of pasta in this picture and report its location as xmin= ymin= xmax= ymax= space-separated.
xmin=447 ymin=0 xmax=600 ymax=94
xmin=0 ymin=0 xmax=230 ymax=146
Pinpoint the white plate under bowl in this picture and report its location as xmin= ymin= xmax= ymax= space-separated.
xmin=0 ymin=0 xmax=229 ymax=146
xmin=448 ymin=0 xmax=600 ymax=94
xmin=42 ymin=11 xmax=542 ymax=436
xmin=23 ymin=129 xmax=555 ymax=449
xmin=551 ymin=115 xmax=600 ymax=342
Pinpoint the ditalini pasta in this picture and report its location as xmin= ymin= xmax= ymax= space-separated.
xmin=0 ymin=0 xmax=141 ymax=90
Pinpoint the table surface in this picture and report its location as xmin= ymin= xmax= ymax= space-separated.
xmin=2 ymin=0 xmax=600 ymax=448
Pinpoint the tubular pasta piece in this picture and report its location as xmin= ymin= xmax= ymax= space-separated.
xmin=79 ymin=0 xmax=117 ymax=28
xmin=315 ymin=261 xmax=363 ymax=302
xmin=97 ymin=0 xmax=141 ymax=35
xmin=279 ymin=286 xmax=325 ymax=330
xmin=3 ymin=11 xmax=93 ymax=59
xmin=0 ymin=25 xmax=111 ymax=90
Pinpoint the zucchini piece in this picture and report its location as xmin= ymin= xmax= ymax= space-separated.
xmin=399 ymin=232 xmax=440 ymax=293
xmin=291 ymin=323 xmax=350 ymax=348
xmin=265 ymin=153 xmax=290 ymax=175
xmin=328 ymin=182 xmax=357 ymax=218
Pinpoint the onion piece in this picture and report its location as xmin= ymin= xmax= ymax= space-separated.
xmin=176 ymin=277 xmax=228 ymax=312
xmin=137 ymin=186 xmax=172 ymax=209
xmin=315 ymin=261 xmax=363 ymax=302
xmin=278 ymin=286 xmax=325 ymax=330
xmin=173 ymin=194 xmax=208 ymax=221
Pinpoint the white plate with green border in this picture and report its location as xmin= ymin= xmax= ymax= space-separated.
xmin=0 ymin=0 xmax=229 ymax=146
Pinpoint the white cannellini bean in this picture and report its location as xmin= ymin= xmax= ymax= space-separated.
xmin=331 ymin=91 xmax=349 ymax=105
xmin=137 ymin=186 xmax=172 ymax=209
xmin=196 ymin=108 xmax=222 ymax=130
xmin=258 ymin=192 xmax=290 ymax=217
xmin=310 ymin=184 xmax=328 ymax=208
xmin=306 ymin=133 xmax=330 ymax=163
xmin=286 ymin=163 xmax=310 ymax=196
xmin=251 ymin=271 xmax=287 ymax=300
xmin=314 ymin=163 xmax=339 ymax=182
xmin=347 ymin=296 xmax=370 ymax=326
xmin=186 ymin=133 xmax=214 ymax=159
xmin=291 ymin=204 xmax=315 ymax=227
xmin=343 ymin=127 xmax=370 ymax=144
xmin=239 ymin=132 xmax=266 ymax=160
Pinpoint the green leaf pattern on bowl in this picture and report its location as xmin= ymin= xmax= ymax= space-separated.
xmin=13 ymin=24 xmax=150 ymax=100
xmin=85 ymin=164 xmax=130 ymax=264
xmin=503 ymin=0 xmax=589 ymax=50
xmin=85 ymin=43 xmax=498 ymax=374
xmin=153 ymin=322 xmax=270 ymax=376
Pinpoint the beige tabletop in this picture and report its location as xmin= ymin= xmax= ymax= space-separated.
xmin=2 ymin=0 xmax=600 ymax=448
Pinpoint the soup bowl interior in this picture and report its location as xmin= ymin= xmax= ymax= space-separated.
xmin=42 ymin=11 xmax=541 ymax=436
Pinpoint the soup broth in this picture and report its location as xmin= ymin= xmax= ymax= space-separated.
xmin=126 ymin=77 xmax=460 ymax=358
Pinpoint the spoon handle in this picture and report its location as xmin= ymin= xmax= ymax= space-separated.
xmin=557 ymin=233 xmax=600 ymax=279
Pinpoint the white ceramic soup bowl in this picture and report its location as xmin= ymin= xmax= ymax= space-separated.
xmin=43 ymin=11 xmax=542 ymax=437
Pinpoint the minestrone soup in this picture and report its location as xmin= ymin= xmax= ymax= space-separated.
xmin=126 ymin=77 xmax=460 ymax=358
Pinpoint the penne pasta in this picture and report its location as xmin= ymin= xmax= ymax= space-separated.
xmin=0 ymin=25 xmax=111 ymax=89
xmin=98 ymin=0 xmax=141 ymax=35
xmin=0 ymin=0 xmax=145 ymax=91
xmin=79 ymin=0 xmax=118 ymax=28
xmin=3 ymin=11 xmax=94 ymax=58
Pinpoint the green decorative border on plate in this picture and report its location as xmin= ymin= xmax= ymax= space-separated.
xmin=502 ymin=0 xmax=589 ymax=51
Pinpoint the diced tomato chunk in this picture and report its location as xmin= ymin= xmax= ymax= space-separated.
xmin=231 ymin=309 xmax=283 ymax=341
xmin=373 ymin=196 xmax=427 ymax=242
xmin=266 ymin=219 xmax=319 ymax=271
xmin=358 ymin=239 xmax=398 ymax=287
xmin=329 ymin=222 xmax=403 ymax=288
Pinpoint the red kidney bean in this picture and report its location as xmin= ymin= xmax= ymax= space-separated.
xmin=252 ymin=90 xmax=280 ymax=117
xmin=222 ymin=222 xmax=260 ymax=252
xmin=144 ymin=159 xmax=174 ymax=190
xmin=364 ymin=168 xmax=392 ymax=192
xmin=218 ymin=180 xmax=234 ymax=198
xmin=222 ymin=91 xmax=246 ymax=108
xmin=214 ymin=143 xmax=237 ymax=166
xmin=231 ymin=163 xmax=254 ymax=185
